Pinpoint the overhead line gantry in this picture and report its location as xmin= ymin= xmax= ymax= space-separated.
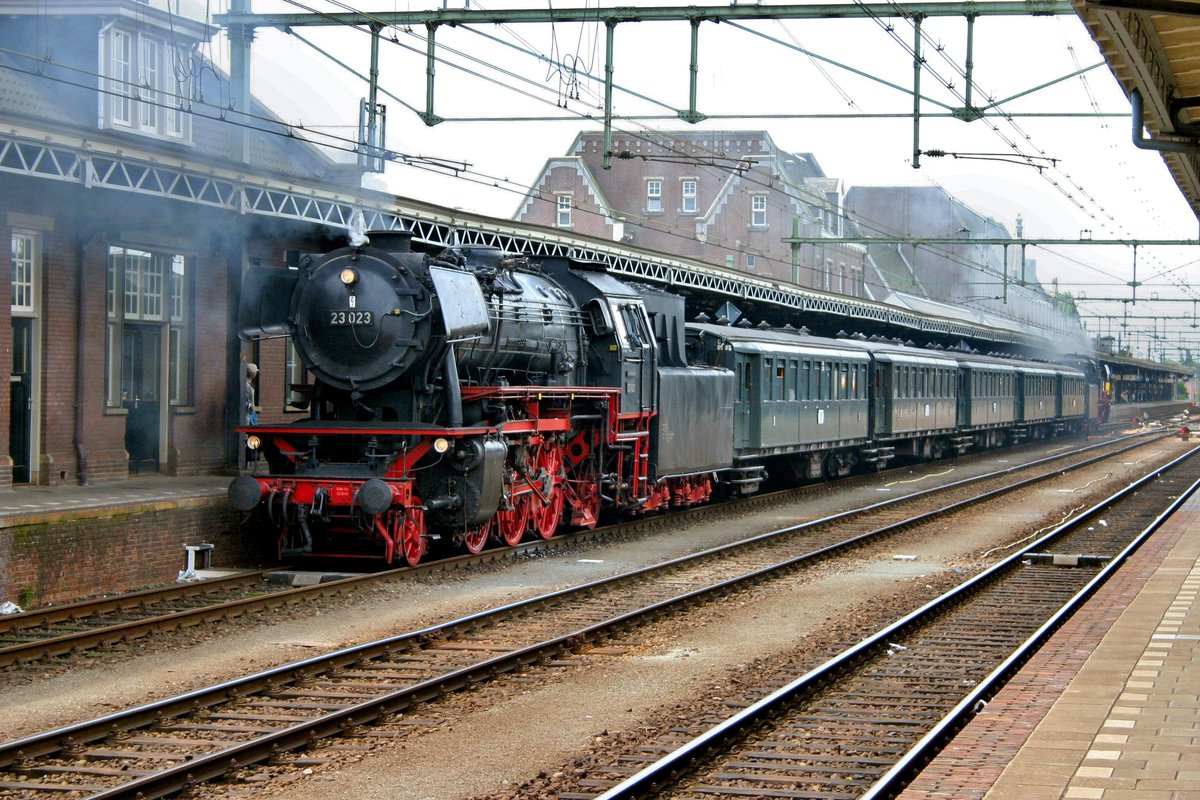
xmin=216 ymin=1 xmax=1078 ymax=170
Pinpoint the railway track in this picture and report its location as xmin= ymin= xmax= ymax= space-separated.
xmin=564 ymin=447 xmax=1200 ymax=800
xmin=0 ymin=433 xmax=1180 ymax=798
xmin=0 ymin=432 xmax=1165 ymax=670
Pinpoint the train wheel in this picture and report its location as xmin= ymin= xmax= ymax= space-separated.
xmin=459 ymin=517 xmax=492 ymax=555
xmin=531 ymin=485 xmax=564 ymax=539
xmin=530 ymin=443 xmax=565 ymax=539
xmin=496 ymin=494 xmax=531 ymax=547
xmin=402 ymin=507 xmax=427 ymax=566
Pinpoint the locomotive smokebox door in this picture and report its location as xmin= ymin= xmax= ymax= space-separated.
xmin=429 ymin=266 xmax=490 ymax=339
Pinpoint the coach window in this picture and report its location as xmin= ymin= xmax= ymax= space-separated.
xmin=763 ymin=358 xmax=774 ymax=400
xmin=800 ymin=360 xmax=810 ymax=400
xmin=789 ymin=359 xmax=798 ymax=400
xmin=820 ymin=361 xmax=832 ymax=400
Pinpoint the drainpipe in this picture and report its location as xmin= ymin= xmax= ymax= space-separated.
xmin=75 ymin=233 xmax=90 ymax=485
xmin=1131 ymin=89 xmax=1200 ymax=155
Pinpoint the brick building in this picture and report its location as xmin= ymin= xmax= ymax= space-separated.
xmin=514 ymin=129 xmax=869 ymax=297
xmin=0 ymin=0 xmax=369 ymax=489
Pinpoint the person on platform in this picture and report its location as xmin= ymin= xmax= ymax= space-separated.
xmin=244 ymin=363 xmax=259 ymax=425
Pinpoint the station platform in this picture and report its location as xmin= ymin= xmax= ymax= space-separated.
xmin=1 ymin=474 xmax=249 ymax=608
xmin=901 ymin=475 xmax=1200 ymax=799
xmin=0 ymin=474 xmax=230 ymax=525
xmin=1107 ymin=399 xmax=1195 ymax=426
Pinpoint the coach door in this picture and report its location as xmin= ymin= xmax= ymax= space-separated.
xmin=123 ymin=324 xmax=161 ymax=474
xmin=9 ymin=317 xmax=32 ymax=483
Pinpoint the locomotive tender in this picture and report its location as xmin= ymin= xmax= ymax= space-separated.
xmin=229 ymin=232 xmax=1090 ymax=565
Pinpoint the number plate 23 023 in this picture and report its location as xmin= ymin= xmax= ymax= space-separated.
xmin=329 ymin=310 xmax=373 ymax=326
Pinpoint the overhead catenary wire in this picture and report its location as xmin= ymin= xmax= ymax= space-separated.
xmin=13 ymin=0 xmax=1189 ymax=342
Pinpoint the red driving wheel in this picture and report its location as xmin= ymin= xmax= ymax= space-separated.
xmin=402 ymin=507 xmax=427 ymax=566
xmin=530 ymin=444 xmax=565 ymax=540
xmin=496 ymin=493 xmax=532 ymax=547
xmin=459 ymin=517 xmax=492 ymax=555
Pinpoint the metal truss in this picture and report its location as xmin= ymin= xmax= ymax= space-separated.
xmin=0 ymin=128 xmax=1056 ymax=347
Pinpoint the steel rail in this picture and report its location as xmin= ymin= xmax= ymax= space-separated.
xmin=0 ymin=433 xmax=1169 ymax=798
xmin=0 ymin=431 xmax=1162 ymax=669
xmin=863 ymin=449 xmax=1200 ymax=796
xmin=0 ymin=571 xmax=276 ymax=633
xmin=589 ymin=444 xmax=1200 ymax=800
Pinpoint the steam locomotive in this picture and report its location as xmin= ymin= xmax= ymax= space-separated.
xmin=229 ymin=232 xmax=1093 ymax=564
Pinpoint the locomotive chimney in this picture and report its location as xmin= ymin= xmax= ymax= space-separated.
xmin=370 ymin=230 xmax=415 ymax=254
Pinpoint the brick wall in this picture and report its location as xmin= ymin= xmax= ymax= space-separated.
xmin=42 ymin=219 xmax=85 ymax=484
xmin=0 ymin=502 xmax=266 ymax=607
xmin=168 ymin=243 xmax=234 ymax=475
xmin=0 ymin=182 xmax=253 ymax=485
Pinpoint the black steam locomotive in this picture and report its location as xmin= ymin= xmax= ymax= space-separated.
xmin=229 ymin=232 xmax=1092 ymax=564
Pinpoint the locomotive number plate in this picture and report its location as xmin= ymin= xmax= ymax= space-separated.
xmin=329 ymin=310 xmax=373 ymax=326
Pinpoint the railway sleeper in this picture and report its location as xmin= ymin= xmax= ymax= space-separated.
xmin=1023 ymin=552 xmax=1111 ymax=567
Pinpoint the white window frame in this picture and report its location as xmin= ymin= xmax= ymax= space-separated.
xmin=106 ymin=245 xmax=194 ymax=409
xmin=168 ymin=255 xmax=191 ymax=405
xmin=102 ymin=27 xmax=192 ymax=142
xmin=285 ymin=338 xmax=309 ymax=411
xmin=681 ymin=179 xmax=697 ymax=214
xmin=165 ymin=46 xmax=188 ymax=138
xmin=555 ymin=193 xmax=573 ymax=228
xmin=750 ymin=194 xmax=767 ymax=227
xmin=109 ymin=29 xmax=133 ymax=126
xmin=646 ymin=179 xmax=663 ymax=213
xmin=11 ymin=231 xmax=37 ymax=313
xmin=139 ymin=36 xmax=160 ymax=132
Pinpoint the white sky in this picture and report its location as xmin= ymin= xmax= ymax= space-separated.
xmin=215 ymin=1 xmax=1200 ymax=359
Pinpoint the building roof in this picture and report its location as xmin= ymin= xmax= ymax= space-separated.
xmin=0 ymin=8 xmax=344 ymax=187
xmin=1073 ymin=0 xmax=1200 ymax=222
xmin=512 ymin=155 xmax=618 ymax=224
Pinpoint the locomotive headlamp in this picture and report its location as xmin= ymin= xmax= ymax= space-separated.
xmin=246 ymin=435 xmax=262 ymax=451
xmin=432 ymin=437 xmax=451 ymax=454
xmin=339 ymin=268 xmax=359 ymax=287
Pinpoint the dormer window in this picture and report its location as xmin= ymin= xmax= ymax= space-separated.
xmin=102 ymin=26 xmax=193 ymax=142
